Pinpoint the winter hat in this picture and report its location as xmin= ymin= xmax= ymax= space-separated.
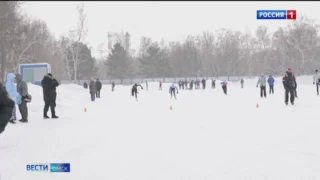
xmin=288 ymin=67 xmax=292 ymax=71
xmin=316 ymin=69 xmax=318 ymax=72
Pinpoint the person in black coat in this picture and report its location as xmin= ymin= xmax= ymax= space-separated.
xmin=0 ymin=83 xmax=15 ymax=135
xmin=132 ymin=83 xmax=143 ymax=100
xmin=95 ymin=79 xmax=102 ymax=98
xmin=41 ymin=73 xmax=59 ymax=119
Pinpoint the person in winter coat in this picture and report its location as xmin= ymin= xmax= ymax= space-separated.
xmin=181 ymin=80 xmax=184 ymax=90
xmin=202 ymin=79 xmax=206 ymax=89
xmin=257 ymin=73 xmax=267 ymax=98
xmin=169 ymin=83 xmax=179 ymax=99
xmin=313 ymin=69 xmax=320 ymax=95
xmin=95 ymin=79 xmax=102 ymax=98
xmin=184 ymin=80 xmax=188 ymax=89
xmin=0 ymin=83 xmax=15 ymax=135
xmin=5 ymin=73 xmax=18 ymax=123
xmin=159 ymin=81 xmax=162 ymax=90
xmin=178 ymin=81 xmax=182 ymax=90
xmin=83 ymin=81 xmax=88 ymax=89
xmin=89 ymin=78 xmax=97 ymax=102
xmin=189 ymin=80 xmax=194 ymax=90
xmin=212 ymin=79 xmax=216 ymax=89
xmin=221 ymin=81 xmax=228 ymax=95
xmin=267 ymin=75 xmax=275 ymax=94
xmin=111 ymin=81 xmax=115 ymax=92
xmin=282 ymin=67 xmax=297 ymax=105
xmin=132 ymin=83 xmax=143 ymax=100
xmin=145 ymin=81 xmax=148 ymax=91
xmin=41 ymin=73 xmax=59 ymax=119
xmin=15 ymin=74 xmax=29 ymax=123
xmin=240 ymin=78 xmax=244 ymax=88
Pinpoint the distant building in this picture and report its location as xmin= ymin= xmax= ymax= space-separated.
xmin=108 ymin=31 xmax=130 ymax=54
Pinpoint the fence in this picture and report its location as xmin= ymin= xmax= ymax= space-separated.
xmin=60 ymin=76 xmax=265 ymax=85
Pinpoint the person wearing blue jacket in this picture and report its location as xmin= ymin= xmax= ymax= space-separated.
xmin=5 ymin=73 xmax=19 ymax=124
xmin=169 ymin=83 xmax=179 ymax=99
xmin=221 ymin=81 xmax=228 ymax=95
xmin=267 ymin=75 xmax=275 ymax=94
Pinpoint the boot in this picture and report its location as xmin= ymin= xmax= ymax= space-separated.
xmin=44 ymin=115 xmax=50 ymax=119
xmin=20 ymin=119 xmax=28 ymax=123
xmin=52 ymin=115 xmax=59 ymax=119
xmin=9 ymin=120 xmax=16 ymax=124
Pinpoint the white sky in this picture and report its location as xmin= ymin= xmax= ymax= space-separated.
xmin=21 ymin=1 xmax=320 ymax=58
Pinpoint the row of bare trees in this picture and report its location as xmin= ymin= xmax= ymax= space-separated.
xmin=0 ymin=2 xmax=96 ymax=83
xmin=105 ymin=16 xmax=320 ymax=79
xmin=1 ymin=1 xmax=320 ymax=83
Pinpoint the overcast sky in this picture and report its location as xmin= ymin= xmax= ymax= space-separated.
xmin=21 ymin=1 xmax=320 ymax=58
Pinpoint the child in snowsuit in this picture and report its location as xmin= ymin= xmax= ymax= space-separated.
xmin=267 ymin=75 xmax=275 ymax=94
xmin=221 ymin=81 xmax=228 ymax=95
xmin=132 ymin=83 xmax=143 ymax=100
xmin=169 ymin=83 xmax=179 ymax=99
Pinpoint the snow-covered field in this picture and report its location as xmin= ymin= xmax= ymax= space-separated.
xmin=1 ymin=76 xmax=320 ymax=180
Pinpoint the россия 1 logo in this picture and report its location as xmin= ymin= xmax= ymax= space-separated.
xmin=257 ymin=10 xmax=296 ymax=20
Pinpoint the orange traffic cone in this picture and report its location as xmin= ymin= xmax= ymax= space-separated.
xmin=170 ymin=105 xmax=173 ymax=111
xmin=84 ymin=108 xmax=87 ymax=112
xmin=256 ymin=103 xmax=259 ymax=108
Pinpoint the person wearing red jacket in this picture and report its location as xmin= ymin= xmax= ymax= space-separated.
xmin=282 ymin=67 xmax=297 ymax=105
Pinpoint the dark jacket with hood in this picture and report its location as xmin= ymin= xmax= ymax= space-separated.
xmin=41 ymin=73 xmax=59 ymax=102
xmin=96 ymin=80 xmax=102 ymax=91
xmin=0 ymin=83 xmax=15 ymax=134
xmin=15 ymin=74 xmax=28 ymax=98
xmin=89 ymin=80 xmax=97 ymax=94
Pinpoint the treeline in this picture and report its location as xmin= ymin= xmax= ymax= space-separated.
xmin=0 ymin=2 xmax=96 ymax=83
xmin=106 ymin=17 xmax=320 ymax=79
xmin=1 ymin=2 xmax=320 ymax=83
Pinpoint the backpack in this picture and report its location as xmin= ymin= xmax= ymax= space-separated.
xmin=285 ymin=72 xmax=295 ymax=88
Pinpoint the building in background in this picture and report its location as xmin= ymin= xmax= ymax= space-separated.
xmin=108 ymin=31 xmax=130 ymax=54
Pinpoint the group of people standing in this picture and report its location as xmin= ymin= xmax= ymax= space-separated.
xmin=0 ymin=72 xmax=60 ymax=135
xmin=83 ymin=78 xmax=103 ymax=101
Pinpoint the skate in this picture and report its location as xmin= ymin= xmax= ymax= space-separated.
xmin=44 ymin=115 xmax=50 ymax=119
xmin=52 ymin=115 xmax=59 ymax=119
xmin=20 ymin=119 xmax=28 ymax=123
xmin=285 ymin=102 xmax=288 ymax=106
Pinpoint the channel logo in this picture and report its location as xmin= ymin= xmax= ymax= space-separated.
xmin=26 ymin=163 xmax=70 ymax=173
xmin=257 ymin=10 xmax=296 ymax=20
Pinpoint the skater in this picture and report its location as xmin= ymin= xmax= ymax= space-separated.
xmin=132 ymin=83 xmax=143 ymax=100
xmin=145 ymin=81 xmax=148 ymax=91
xmin=267 ymin=75 xmax=275 ymax=94
xmin=202 ymin=78 xmax=206 ymax=89
xmin=5 ymin=73 xmax=18 ymax=124
xmin=313 ymin=69 xmax=320 ymax=95
xmin=178 ymin=80 xmax=182 ymax=90
xmin=184 ymin=79 xmax=188 ymax=89
xmin=221 ymin=81 xmax=228 ymax=95
xmin=282 ymin=67 xmax=297 ymax=105
xmin=190 ymin=80 xmax=194 ymax=90
xmin=169 ymin=83 xmax=179 ymax=99
xmin=96 ymin=78 xmax=102 ymax=98
xmin=240 ymin=78 xmax=244 ymax=88
xmin=0 ymin=83 xmax=15 ymax=135
xmin=16 ymin=74 xmax=30 ymax=123
xmin=89 ymin=78 xmax=97 ymax=102
xmin=83 ymin=81 xmax=88 ymax=89
xmin=257 ymin=73 xmax=267 ymax=98
xmin=159 ymin=81 xmax=162 ymax=90
xmin=212 ymin=79 xmax=216 ymax=89
xmin=41 ymin=73 xmax=60 ymax=119
xmin=294 ymin=80 xmax=298 ymax=98
xmin=197 ymin=79 xmax=200 ymax=89
xmin=111 ymin=81 xmax=115 ymax=92
xmin=181 ymin=80 xmax=185 ymax=90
